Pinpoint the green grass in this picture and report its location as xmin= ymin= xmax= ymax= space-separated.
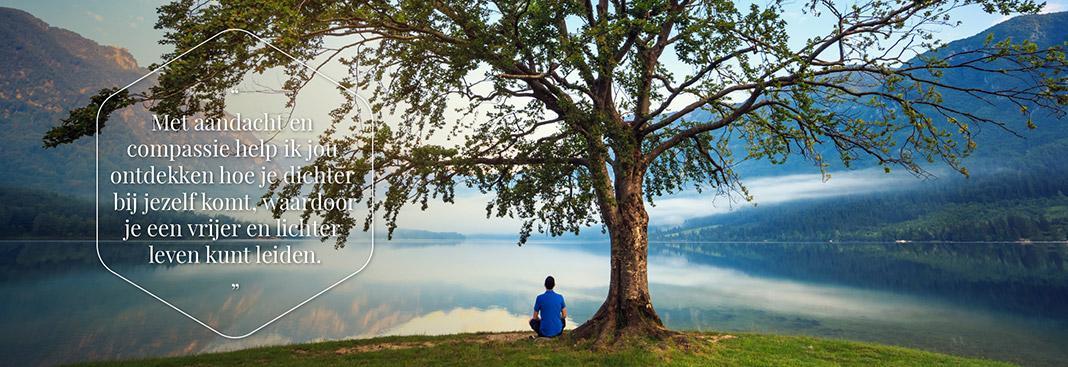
xmin=74 ymin=332 xmax=1015 ymax=367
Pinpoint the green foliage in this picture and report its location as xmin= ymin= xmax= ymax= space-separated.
xmin=43 ymin=88 xmax=134 ymax=148
xmin=53 ymin=0 xmax=1067 ymax=247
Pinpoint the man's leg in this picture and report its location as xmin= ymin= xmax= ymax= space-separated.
xmin=529 ymin=318 xmax=543 ymax=337
xmin=541 ymin=318 xmax=565 ymax=338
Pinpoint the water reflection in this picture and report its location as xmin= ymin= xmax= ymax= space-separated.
xmin=0 ymin=240 xmax=1066 ymax=366
xmin=370 ymin=307 xmax=578 ymax=337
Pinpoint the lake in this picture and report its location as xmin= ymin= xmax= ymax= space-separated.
xmin=1 ymin=240 xmax=1066 ymax=366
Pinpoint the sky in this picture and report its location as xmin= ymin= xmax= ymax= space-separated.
xmin=5 ymin=0 xmax=1062 ymax=67
xmin=1 ymin=0 xmax=1061 ymax=234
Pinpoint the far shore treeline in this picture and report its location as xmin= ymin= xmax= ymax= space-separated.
xmin=655 ymin=154 xmax=1068 ymax=242
xmin=0 ymin=186 xmax=463 ymax=241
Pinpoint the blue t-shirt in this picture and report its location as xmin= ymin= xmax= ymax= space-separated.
xmin=534 ymin=290 xmax=566 ymax=336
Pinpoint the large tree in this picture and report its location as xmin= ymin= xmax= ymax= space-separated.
xmin=50 ymin=0 xmax=1065 ymax=344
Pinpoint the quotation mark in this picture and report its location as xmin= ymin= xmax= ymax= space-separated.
xmin=231 ymin=283 xmax=240 ymax=290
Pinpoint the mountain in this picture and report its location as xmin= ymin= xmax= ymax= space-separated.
xmin=0 ymin=7 xmax=147 ymax=194
xmin=921 ymin=11 xmax=1068 ymax=162
xmin=712 ymin=12 xmax=1068 ymax=179
xmin=0 ymin=8 xmax=142 ymax=115
xmin=0 ymin=8 xmax=268 ymax=240
xmin=656 ymin=12 xmax=1068 ymax=242
xmin=0 ymin=7 xmax=278 ymax=198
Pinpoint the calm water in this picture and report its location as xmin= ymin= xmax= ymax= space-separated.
xmin=1 ymin=240 xmax=1066 ymax=366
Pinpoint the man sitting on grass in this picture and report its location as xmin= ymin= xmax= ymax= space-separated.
xmin=530 ymin=275 xmax=567 ymax=338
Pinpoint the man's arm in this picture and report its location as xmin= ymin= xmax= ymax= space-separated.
xmin=532 ymin=311 xmax=539 ymax=320
xmin=561 ymin=307 xmax=567 ymax=319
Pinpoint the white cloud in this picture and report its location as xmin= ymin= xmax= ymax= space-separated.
xmin=85 ymin=10 xmax=104 ymax=22
xmin=1042 ymin=1 xmax=1066 ymax=13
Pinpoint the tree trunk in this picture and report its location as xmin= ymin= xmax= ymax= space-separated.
xmin=571 ymin=165 xmax=670 ymax=344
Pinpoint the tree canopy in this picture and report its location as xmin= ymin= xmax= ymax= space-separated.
xmin=48 ymin=0 xmax=1066 ymax=247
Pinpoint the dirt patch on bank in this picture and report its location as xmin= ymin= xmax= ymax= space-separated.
xmin=333 ymin=341 xmax=437 ymax=354
xmin=472 ymin=332 xmax=530 ymax=343
xmin=704 ymin=334 xmax=736 ymax=343
xmin=330 ymin=332 xmax=534 ymax=355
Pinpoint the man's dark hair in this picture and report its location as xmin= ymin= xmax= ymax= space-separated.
xmin=544 ymin=276 xmax=555 ymax=290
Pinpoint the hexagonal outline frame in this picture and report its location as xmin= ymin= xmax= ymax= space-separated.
xmin=95 ymin=28 xmax=376 ymax=340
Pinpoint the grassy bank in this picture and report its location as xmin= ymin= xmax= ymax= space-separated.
xmin=76 ymin=332 xmax=1014 ymax=366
